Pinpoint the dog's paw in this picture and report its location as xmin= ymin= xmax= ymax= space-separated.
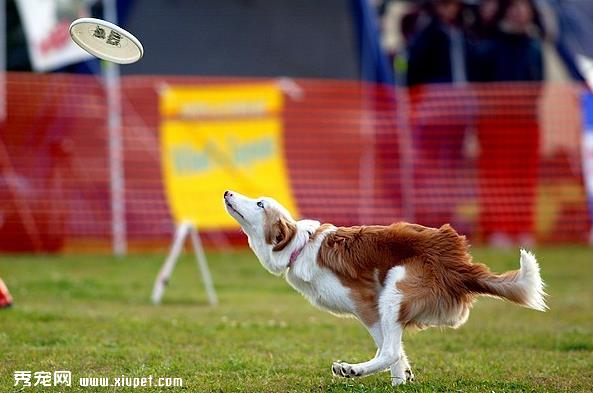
xmin=405 ymin=368 xmax=415 ymax=383
xmin=391 ymin=376 xmax=406 ymax=386
xmin=331 ymin=361 xmax=362 ymax=378
xmin=391 ymin=366 xmax=408 ymax=386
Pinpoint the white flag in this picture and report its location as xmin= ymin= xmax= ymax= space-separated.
xmin=15 ymin=0 xmax=93 ymax=72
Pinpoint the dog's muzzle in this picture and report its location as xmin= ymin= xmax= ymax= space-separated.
xmin=224 ymin=192 xmax=245 ymax=219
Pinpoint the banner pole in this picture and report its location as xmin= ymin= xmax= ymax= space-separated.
xmin=151 ymin=221 xmax=218 ymax=306
xmin=581 ymin=92 xmax=593 ymax=244
xmin=359 ymin=88 xmax=375 ymax=224
xmin=189 ymin=224 xmax=218 ymax=305
xmin=103 ymin=0 xmax=126 ymax=256
xmin=396 ymin=88 xmax=415 ymax=223
xmin=151 ymin=222 xmax=191 ymax=305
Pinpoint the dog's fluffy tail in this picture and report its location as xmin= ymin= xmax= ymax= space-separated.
xmin=473 ymin=249 xmax=547 ymax=311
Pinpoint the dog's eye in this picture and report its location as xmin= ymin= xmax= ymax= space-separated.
xmin=257 ymin=201 xmax=264 ymax=208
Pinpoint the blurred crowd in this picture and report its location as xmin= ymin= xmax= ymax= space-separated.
xmin=378 ymin=0 xmax=550 ymax=247
xmin=380 ymin=0 xmax=547 ymax=86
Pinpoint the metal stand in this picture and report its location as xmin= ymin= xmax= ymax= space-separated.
xmin=151 ymin=221 xmax=218 ymax=305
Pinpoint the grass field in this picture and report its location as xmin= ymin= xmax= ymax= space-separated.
xmin=1 ymin=246 xmax=592 ymax=392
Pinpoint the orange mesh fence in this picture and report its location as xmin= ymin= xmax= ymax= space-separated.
xmin=0 ymin=73 xmax=589 ymax=252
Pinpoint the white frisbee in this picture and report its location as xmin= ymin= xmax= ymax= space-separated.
xmin=69 ymin=17 xmax=144 ymax=64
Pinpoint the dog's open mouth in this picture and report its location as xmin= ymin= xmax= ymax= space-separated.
xmin=225 ymin=202 xmax=245 ymax=220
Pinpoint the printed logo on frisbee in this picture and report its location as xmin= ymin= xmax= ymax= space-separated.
xmin=92 ymin=25 xmax=125 ymax=48
xmin=93 ymin=25 xmax=106 ymax=39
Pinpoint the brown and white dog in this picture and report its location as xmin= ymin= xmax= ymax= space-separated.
xmin=223 ymin=190 xmax=547 ymax=385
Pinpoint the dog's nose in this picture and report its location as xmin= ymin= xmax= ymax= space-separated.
xmin=224 ymin=190 xmax=232 ymax=198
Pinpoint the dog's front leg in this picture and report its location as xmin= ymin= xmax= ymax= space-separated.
xmin=331 ymin=267 xmax=411 ymax=385
xmin=332 ymin=323 xmax=384 ymax=378
xmin=332 ymin=320 xmax=403 ymax=380
xmin=359 ymin=322 xmax=414 ymax=383
xmin=368 ymin=324 xmax=413 ymax=383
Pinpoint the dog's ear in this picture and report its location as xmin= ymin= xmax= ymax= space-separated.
xmin=272 ymin=217 xmax=296 ymax=252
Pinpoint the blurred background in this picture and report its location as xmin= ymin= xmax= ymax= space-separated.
xmin=3 ymin=3 xmax=593 ymax=390
xmin=2 ymin=0 xmax=593 ymax=255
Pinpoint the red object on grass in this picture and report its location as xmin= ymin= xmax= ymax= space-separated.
xmin=0 ymin=278 xmax=13 ymax=308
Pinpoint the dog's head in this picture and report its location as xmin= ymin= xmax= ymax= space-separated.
xmin=223 ymin=190 xmax=298 ymax=274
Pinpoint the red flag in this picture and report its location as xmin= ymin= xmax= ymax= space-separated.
xmin=0 ymin=278 xmax=13 ymax=308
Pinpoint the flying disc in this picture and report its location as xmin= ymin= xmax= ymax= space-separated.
xmin=69 ymin=18 xmax=144 ymax=64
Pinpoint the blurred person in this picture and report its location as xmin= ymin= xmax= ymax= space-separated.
xmin=476 ymin=0 xmax=544 ymax=246
xmin=472 ymin=0 xmax=500 ymax=39
xmin=478 ymin=0 xmax=543 ymax=82
xmin=381 ymin=2 xmax=426 ymax=84
xmin=407 ymin=0 xmax=472 ymax=86
xmin=6 ymin=0 xmax=31 ymax=70
xmin=406 ymin=0 xmax=478 ymax=228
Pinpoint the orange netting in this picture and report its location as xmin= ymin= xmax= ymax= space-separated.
xmin=0 ymin=73 xmax=589 ymax=251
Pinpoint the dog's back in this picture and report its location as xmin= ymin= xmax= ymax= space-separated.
xmin=317 ymin=222 xmax=545 ymax=329
xmin=318 ymin=222 xmax=469 ymax=280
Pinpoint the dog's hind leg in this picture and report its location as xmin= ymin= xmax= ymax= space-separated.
xmin=332 ymin=267 xmax=407 ymax=383
xmin=366 ymin=322 xmax=384 ymax=357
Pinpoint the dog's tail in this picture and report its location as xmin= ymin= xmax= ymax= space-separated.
xmin=469 ymin=249 xmax=547 ymax=311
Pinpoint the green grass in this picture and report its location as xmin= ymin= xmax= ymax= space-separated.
xmin=0 ymin=247 xmax=592 ymax=392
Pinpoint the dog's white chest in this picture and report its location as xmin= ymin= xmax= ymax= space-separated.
xmin=287 ymin=267 xmax=355 ymax=316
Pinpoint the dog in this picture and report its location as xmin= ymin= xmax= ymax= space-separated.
xmin=223 ymin=190 xmax=547 ymax=385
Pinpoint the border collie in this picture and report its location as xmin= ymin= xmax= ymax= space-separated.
xmin=223 ymin=191 xmax=547 ymax=385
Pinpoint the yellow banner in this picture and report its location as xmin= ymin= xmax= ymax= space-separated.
xmin=161 ymin=84 xmax=283 ymax=118
xmin=160 ymin=84 xmax=298 ymax=229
